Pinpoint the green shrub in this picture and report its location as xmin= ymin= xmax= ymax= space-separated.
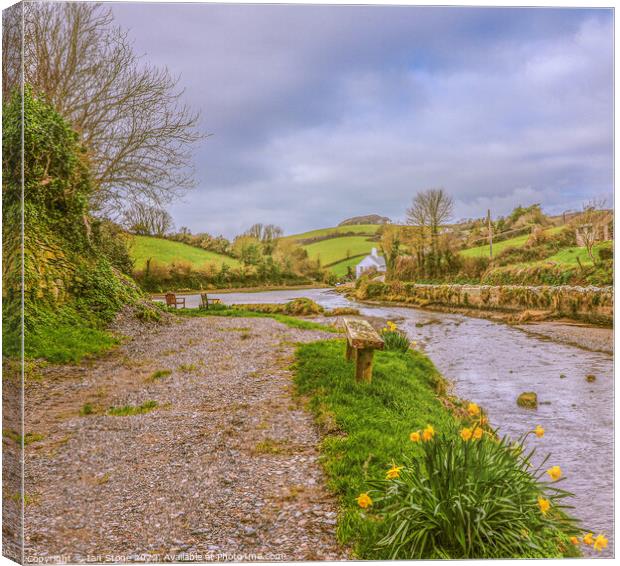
xmin=381 ymin=330 xmax=410 ymax=353
xmin=368 ymin=433 xmax=580 ymax=559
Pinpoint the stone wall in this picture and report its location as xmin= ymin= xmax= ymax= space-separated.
xmin=356 ymin=281 xmax=613 ymax=324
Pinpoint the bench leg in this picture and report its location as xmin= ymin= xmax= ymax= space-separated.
xmin=355 ymin=348 xmax=374 ymax=383
xmin=345 ymin=342 xmax=355 ymax=362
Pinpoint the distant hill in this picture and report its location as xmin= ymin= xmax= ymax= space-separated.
xmin=339 ymin=214 xmax=391 ymax=226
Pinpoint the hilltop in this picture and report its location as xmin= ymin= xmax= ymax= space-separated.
xmin=339 ymin=214 xmax=391 ymax=226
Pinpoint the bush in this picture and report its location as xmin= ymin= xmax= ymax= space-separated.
xmin=283 ymin=297 xmax=324 ymax=316
xmin=598 ymin=247 xmax=613 ymax=261
xmin=368 ymin=432 xmax=580 ymax=559
xmin=380 ymin=322 xmax=410 ymax=353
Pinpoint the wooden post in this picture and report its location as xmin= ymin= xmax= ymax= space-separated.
xmin=345 ymin=342 xmax=355 ymax=362
xmin=355 ymin=348 xmax=374 ymax=382
xmin=487 ymin=209 xmax=493 ymax=259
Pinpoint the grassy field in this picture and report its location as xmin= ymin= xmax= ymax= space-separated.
xmin=284 ymin=224 xmax=381 ymax=241
xmin=544 ymin=241 xmax=612 ymax=266
xmin=460 ymin=226 xmax=563 ymax=259
xmin=130 ymin=235 xmax=241 ymax=270
xmin=303 ymin=235 xmax=377 ymax=266
xmin=328 ymin=255 xmax=366 ymax=277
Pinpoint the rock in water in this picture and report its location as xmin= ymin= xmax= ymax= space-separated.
xmin=517 ymin=392 xmax=538 ymax=409
xmin=586 ymin=374 xmax=596 ymax=382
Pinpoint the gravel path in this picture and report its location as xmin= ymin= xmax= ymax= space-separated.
xmin=24 ymin=315 xmax=347 ymax=563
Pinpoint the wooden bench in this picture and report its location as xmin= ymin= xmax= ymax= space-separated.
xmin=165 ymin=292 xmax=186 ymax=309
xmin=199 ymin=293 xmax=222 ymax=310
xmin=343 ymin=317 xmax=384 ymax=382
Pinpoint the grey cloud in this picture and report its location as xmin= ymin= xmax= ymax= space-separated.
xmin=112 ymin=4 xmax=613 ymax=238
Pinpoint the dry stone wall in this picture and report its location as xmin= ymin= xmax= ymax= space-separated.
xmin=357 ymin=281 xmax=613 ymax=324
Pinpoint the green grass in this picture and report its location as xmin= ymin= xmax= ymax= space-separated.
xmin=130 ymin=235 xmax=241 ymax=270
xmin=460 ymin=227 xmax=563 ymax=259
xmin=543 ymin=242 xmax=612 ymax=266
xmin=176 ymin=306 xmax=339 ymax=333
xmin=294 ymin=340 xmax=459 ymax=558
xmin=328 ymin=255 xmax=367 ymax=277
xmin=25 ymin=320 xmax=119 ymax=364
xmin=284 ymin=224 xmax=381 ymax=241
xmin=107 ymin=400 xmax=158 ymax=416
xmin=148 ymin=369 xmax=172 ymax=381
xmin=303 ymin=235 xmax=377 ymax=266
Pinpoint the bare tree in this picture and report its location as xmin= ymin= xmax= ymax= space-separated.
xmin=245 ymin=223 xmax=283 ymax=242
xmin=123 ymin=203 xmax=174 ymax=237
xmin=4 ymin=2 xmax=203 ymax=215
xmin=575 ymin=198 xmax=609 ymax=263
xmin=406 ymin=188 xmax=454 ymax=269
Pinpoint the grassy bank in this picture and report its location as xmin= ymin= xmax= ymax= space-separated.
xmin=294 ymin=340 xmax=580 ymax=559
xmin=130 ymin=235 xmax=240 ymax=270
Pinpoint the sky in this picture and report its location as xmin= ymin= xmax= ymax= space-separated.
xmin=112 ymin=3 xmax=614 ymax=239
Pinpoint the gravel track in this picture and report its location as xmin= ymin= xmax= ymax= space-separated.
xmin=23 ymin=315 xmax=347 ymax=563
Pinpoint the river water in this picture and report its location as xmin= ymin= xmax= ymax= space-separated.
xmin=178 ymin=288 xmax=614 ymax=556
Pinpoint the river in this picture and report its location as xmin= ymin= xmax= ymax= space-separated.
xmin=177 ymin=287 xmax=614 ymax=556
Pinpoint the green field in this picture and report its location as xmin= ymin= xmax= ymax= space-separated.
xmin=302 ymin=235 xmax=377 ymax=266
xmin=130 ymin=235 xmax=241 ymax=270
xmin=543 ymin=241 xmax=612 ymax=266
xmin=328 ymin=256 xmax=366 ymax=277
xmin=460 ymin=226 xmax=563 ymax=259
xmin=284 ymin=223 xmax=381 ymax=241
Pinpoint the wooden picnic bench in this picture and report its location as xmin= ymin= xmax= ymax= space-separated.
xmin=343 ymin=317 xmax=384 ymax=382
xmin=199 ymin=293 xmax=222 ymax=310
xmin=165 ymin=292 xmax=186 ymax=309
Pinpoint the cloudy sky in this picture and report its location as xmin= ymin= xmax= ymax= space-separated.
xmin=112 ymin=4 xmax=613 ymax=238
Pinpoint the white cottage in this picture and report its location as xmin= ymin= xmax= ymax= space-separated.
xmin=356 ymin=248 xmax=386 ymax=278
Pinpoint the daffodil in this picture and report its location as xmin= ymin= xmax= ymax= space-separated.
xmin=386 ymin=464 xmax=402 ymax=479
xmin=583 ymin=533 xmax=594 ymax=545
xmin=467 ymin=402 xmax=480 ymax=416
xmin=534 ymin=425 xmax=545 ymax=438
xmin=409 ymin=431 xmax=421 ymax=443
xmin=593 ymin=534 xmax=608 ymax=552
xmin=570 ymin=536 xmax=580 ymax=546
xmin=472 ymin=427 xmax=483 ymax=440
xmin=422 ymin=424 xmax=435 ymax=441
xmin=460 ymin=427 xmax=473 ymax=442
xmin=546 ymin=465 xmax=562 ymax=481
xmin=537 ymin=496 xmax=550 ymax=515
xmin=387 ymin=321 xmax=397 ymax=331
xmin=356 ymin=493 xmax=372 ymax=509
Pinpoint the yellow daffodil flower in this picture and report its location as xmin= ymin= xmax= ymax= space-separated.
xmin=422 ymin=424 xmax=435 ymax=441
xmin=570 ymin=536 xmax=580 ymax=546
xmin=537 ymin=496 xmax=550 ymax=515
xmin=409 ymin=431 xmax=421 ymax=443
xmin=583 ymin=533 xmax=594 ymax=545
xmin=356 ymin=493 xmax=372 ymax=509
xmin=472 ymin=427 xmax=483 ymax=440
xmin=546 ymin=465 xmax=562 ymax=481
xmin=593 ymin=534 xmax=608 ymax=552
xmin=534 ymin=425 xmax=545 ymax=438
xmin=387 ymin=321 xmax=397 ymax=331
xmin=467 ymin=402 xmax=480 ymax=416
xmin=386 ymin=464 xmax=402 ymax=480
xmin=460 ymin=427 xmax=473 ymax=442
